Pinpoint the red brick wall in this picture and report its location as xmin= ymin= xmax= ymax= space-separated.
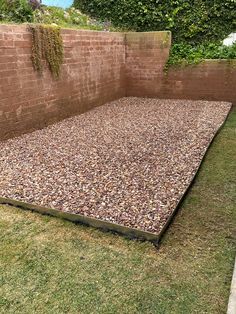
xmin=158 ymin=60 xmax=236 ymax=105
xmin=0 ymin=25 xmax=235 ymax=140
xmin=0 ymin=25 xmax=125 ymax=140
xmin=125 ymin=32 xmax=236 ymax=105
xmin=125 ymin=32 xmax=171 ymax=96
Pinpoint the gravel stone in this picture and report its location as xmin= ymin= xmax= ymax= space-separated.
xmin=0 ymin=98 xmax=231 ymax=234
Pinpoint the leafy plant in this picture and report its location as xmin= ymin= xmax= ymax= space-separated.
xmin=73 ymin=0 xmax=236 ymax=44
xmin=33 ymin=6 xmax=88 ymax=27
xmin=0 ymin=1 xmax=112 ymax=31
xmin=74 ymin=0 xmax=236 ymax=65
xmin=32 ymin=6 xmax=116 ymax=31
xmin=167 ymin=42 xmax=236 ymax=68
xmin=0 ymin=0 xmax=34 ymax=23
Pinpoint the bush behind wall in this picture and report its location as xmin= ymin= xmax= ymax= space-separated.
xmin=0 ymin=0 xmax=34 ymax=22
xmin=73 ymin=0 xmax=236 ymax=44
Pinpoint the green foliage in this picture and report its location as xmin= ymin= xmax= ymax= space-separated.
xmin=73 ymin=0 xmax=236 ymax=44
xmin=29 ymin=24 xmax=64 ymax=78
xmin=0 ymin=0 xmax=34 ymax=23
xmin=0 ymin=1 xmax=114 ymax=31
xmin=74 ymin=0 xmax=236 ymax=65
xmin=32 ymin=6 xmax=118 ymax=31
xmin=167 ymin=42 xmax=236 ymax=67
xmin=33 ymin=6 xmax=88 ymax=28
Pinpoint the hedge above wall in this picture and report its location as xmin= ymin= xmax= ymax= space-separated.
xmin=73 ymin=0 xmax=236 ymax=44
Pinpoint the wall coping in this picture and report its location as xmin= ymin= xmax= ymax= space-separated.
xmin=0 ymin=23 xmax=171 ymax=36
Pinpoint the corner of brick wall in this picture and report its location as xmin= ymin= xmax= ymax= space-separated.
xmin=125 ymin=31 xmax=171 ymax=96
xmin=0 ymin=25 xmax=126 ymax=140
xmin=1 ymin=25 xmax=235 ymax=140
xmin=124 ymin=32 xmax=236 ymax=105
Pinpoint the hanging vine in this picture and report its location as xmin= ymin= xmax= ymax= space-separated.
xmin=29 ymin=24 xmax=64 ymax=78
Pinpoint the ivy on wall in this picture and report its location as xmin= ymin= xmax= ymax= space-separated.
xmin=29 ymin=24 xmax=64 ymax=78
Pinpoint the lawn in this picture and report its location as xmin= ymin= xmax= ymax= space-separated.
xmin=0 ymin=108 xmax=236 ymax=314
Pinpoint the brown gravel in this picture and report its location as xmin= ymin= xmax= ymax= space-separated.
xmin=0 ymin=98 xmax=231 ymax=234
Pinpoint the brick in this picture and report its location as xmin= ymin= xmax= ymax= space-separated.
xmin=16 ymin=47 xmax=31 ymax=55
xmin=0 ymin=40 xmax=14 ymax=47
xmin=14 ymin=40 xmax=31 ymax=48
xmin=0 ymin=48 xmax=16 ymax=56
xmin=1 ymin=25 xmax=235 ymax=141
xmin=0 ymin=69 xmax=17 ymax=77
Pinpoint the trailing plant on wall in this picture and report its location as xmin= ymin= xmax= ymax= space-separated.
xmin=29 ymin=24 xmax=64 ymax=78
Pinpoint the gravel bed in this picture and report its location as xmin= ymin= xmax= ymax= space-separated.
xmin=0 ymin=98 xmax=231 ymax=234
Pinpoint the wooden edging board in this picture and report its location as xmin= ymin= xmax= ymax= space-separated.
xmin=0 ymin=104 xmax=232 ymax=245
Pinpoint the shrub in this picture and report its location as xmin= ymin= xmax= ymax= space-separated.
xmin=0 ymin=0 xmax=34 ymax=23
xmin=167 ymin=42 xmax=236 ymax=67
xmin=74 ymin=0 xmax=236 ymax=65
xmin=32 ymin=6 xmax=116 ymax=31
xmin=33 ymin=6 xmax=88 ymax=27
xmin=73 ymin=0 xmax=236 ymax=44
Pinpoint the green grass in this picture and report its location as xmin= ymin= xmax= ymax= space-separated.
xmin=0 ymin=109 xmax=236 ymax=314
